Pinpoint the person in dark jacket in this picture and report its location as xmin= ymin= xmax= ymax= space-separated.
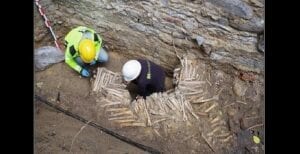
xmin=122 ymin=59 xmax=165 ymax=99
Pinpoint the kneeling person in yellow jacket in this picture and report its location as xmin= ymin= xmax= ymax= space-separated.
xmin=64 ymin=26 xmax=109 ymax=77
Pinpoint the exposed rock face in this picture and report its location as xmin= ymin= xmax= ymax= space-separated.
xmin=35 ymin=0 xmax=264 ymax=74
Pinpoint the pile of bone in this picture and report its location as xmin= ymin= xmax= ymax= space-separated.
xmin=92 ymin=67 xmax=125 ymax=92
xmin=92 ymin=67 xmax=198 ymax=128
xmin=198 ymin=100 xmax=234 ymax=152
xmin=92 ymin=54 xmax=233 ymax=151
xmin=92 ymin=68 xmax=138 ymax=127
xmin=97 ymin=90 xmax=199 ymax=128
xmin=174 ymin=53 xmax=233 ymax=151
xmin=173 ymin=53 xmax=218 ymax=104
xmin=130 ymin=91 xmax=199 ymax=127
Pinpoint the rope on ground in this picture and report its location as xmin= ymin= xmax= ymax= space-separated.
xmin=34 ymin=94 xmax=161 ymax=154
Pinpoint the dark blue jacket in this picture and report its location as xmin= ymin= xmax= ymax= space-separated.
xmin=132 ymin=59 xmax=165 ymax=99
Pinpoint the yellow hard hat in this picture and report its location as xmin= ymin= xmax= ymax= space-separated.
xmin=78 ymin=39 xmax=96 ymax=63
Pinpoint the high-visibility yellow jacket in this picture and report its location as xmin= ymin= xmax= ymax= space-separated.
xmin=64 ymin=26 xmax=102 ymax=73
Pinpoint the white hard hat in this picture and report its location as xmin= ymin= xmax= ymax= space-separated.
xmin=122 ymin=60 xmax=142 ymax=81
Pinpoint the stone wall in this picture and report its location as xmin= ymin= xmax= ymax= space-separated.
xmin=34 ymin=0 xmax=264 ymax=74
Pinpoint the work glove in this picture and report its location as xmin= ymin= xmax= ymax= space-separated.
xmin=90 ymin=60 xmax=96 ymax=66
xmin=81 ymin=68 xmax=90 ymax=77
